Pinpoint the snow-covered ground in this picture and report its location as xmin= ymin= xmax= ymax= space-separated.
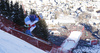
xmin=10 ymin=0 xmax=100 ymax=19
xmin=73 ymin=44 xmax=100 ymax=53
xmin=0 ymin=29 xmax=46 ymax=53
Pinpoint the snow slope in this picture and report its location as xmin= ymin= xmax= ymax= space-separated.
xmin=73 ymin=45 xmax=100 ymax=53
xmin=0 ymin=29 xmax=46 ymax=53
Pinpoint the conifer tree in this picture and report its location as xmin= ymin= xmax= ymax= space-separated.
xmin=10 ymin=1 xmax=13 ymax=13
xmin=5 ymin=0 xmax=10 ymax=14
xmin=30 ymin=9 xmax=33 ymax=14
xmin=9 ymin=1 xmax=14 ymax=16
xmin=17 ymin=5 xmax=25 ymax=26
xmin=13 ymin=2 xmax=19 ymax=15
xmin=13 ymin=3 xmax=25 ymax=26
xmin=25 ymin=10 xmax=28 ymax=16
xmin=32 ymin=19 xmax=49 ymax=41
xmin=3 ymin=0 xmax=10 ymax=16
xmin=13 ymin=2 xmax=20 ymax=25
xmin=0 ymin=0 xmax=2 ymax=14
xmin=1 ymin=0 xmax=5 ymax=14
xmin=1 ymin=0 xmax=4 ymax=9
xmin=8 ymin=1 xmax=14 ymax=21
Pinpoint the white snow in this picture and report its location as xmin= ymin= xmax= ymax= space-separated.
xmin=73 ymin=44 xmax=100 ymax=53
xmin=45 ymin=15 xmax=75 ymax=25
xmin=0 ymin=29 xmax=46 ymax=53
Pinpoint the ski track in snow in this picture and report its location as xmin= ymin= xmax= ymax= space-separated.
xmin=0 ymin=29 xmax=46 ymax=53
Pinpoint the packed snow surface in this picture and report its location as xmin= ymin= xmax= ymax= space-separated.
xmin=73 ymin=44 xmax=100 ymax=53
xmin=0 ymin=29 xmax=46 ymax=53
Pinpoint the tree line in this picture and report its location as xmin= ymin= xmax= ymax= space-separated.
xmin=0 ymin=0 xmax=27 ymax=26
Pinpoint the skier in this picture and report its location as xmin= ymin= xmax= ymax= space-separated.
xmin=24 ymin=14 xmax=39 ymax=36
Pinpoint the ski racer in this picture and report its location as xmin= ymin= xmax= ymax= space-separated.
xmin=24 ymin=14 xmax=39 ymax=36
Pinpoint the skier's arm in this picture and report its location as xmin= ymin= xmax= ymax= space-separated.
xmin=30 ymin=18 xmax=39 ymax=26
xmin=24 ymin=16 xmax=31 ymax=25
